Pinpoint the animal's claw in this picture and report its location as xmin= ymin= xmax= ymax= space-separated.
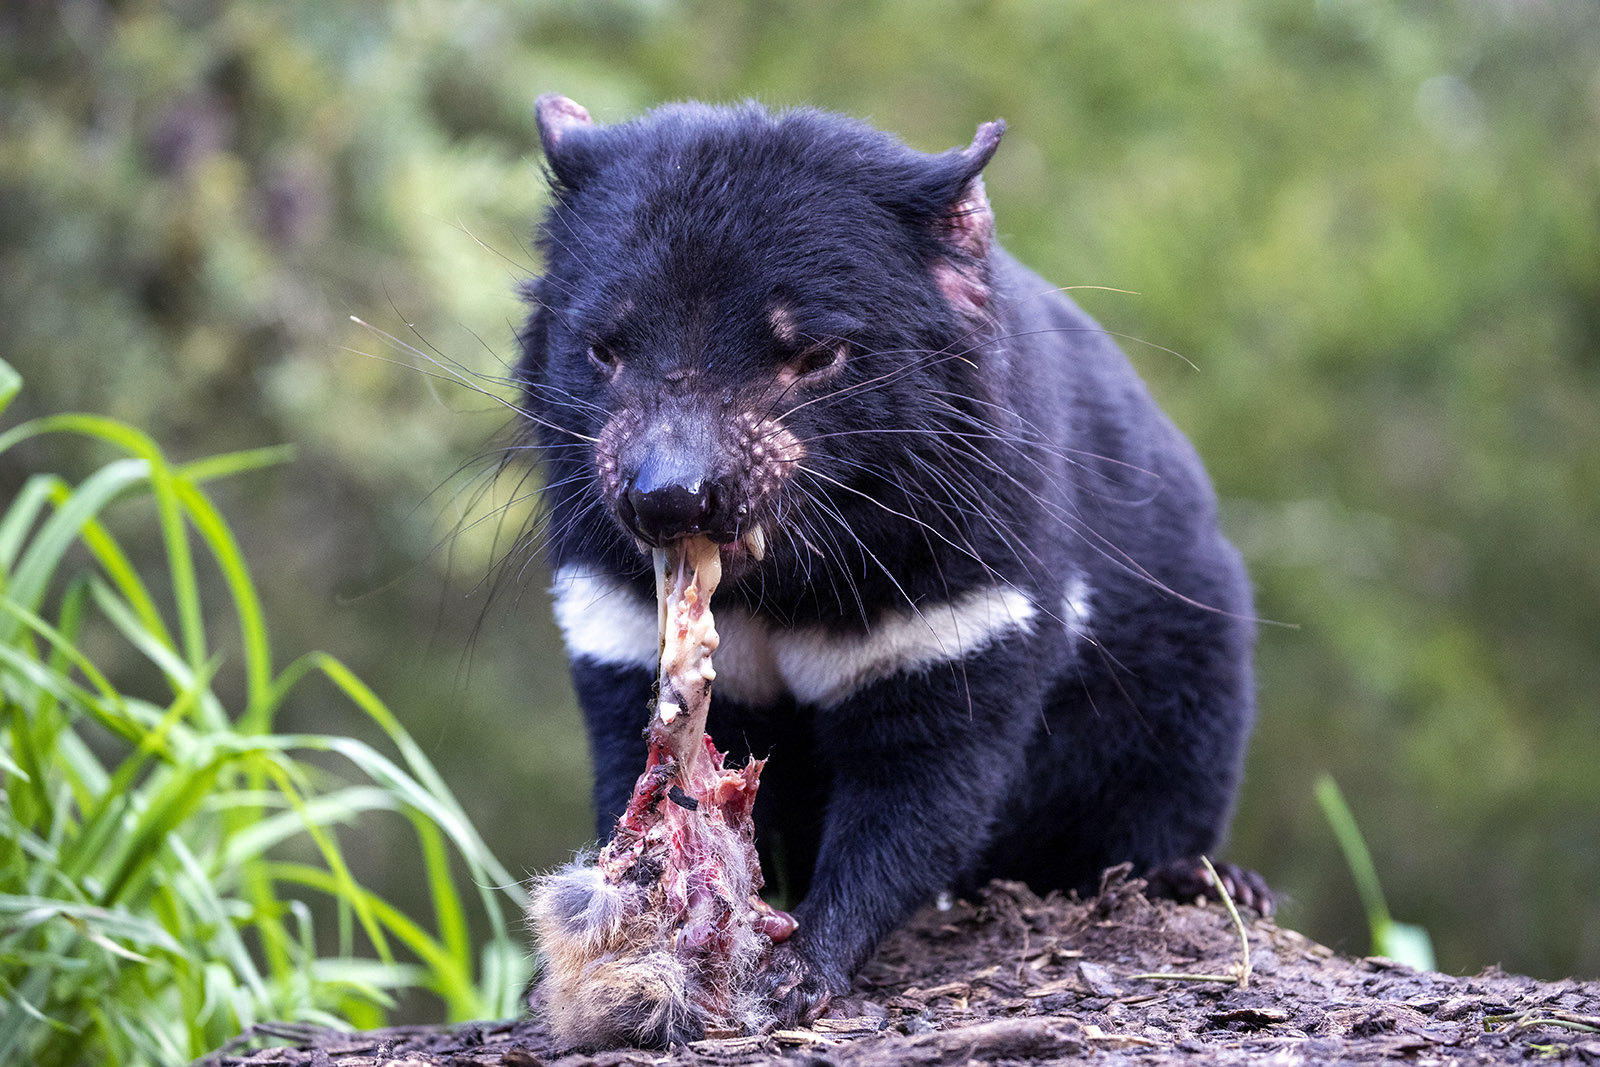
xmin=1146 ymin=857 xmax=1275 ymax=918
xmin=758 ymin=942 xmax=844 ymax=1029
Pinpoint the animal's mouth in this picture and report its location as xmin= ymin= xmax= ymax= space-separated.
xmin=705 ymin=524 xmax=768 ymax=582
xmin=627 ymin=523 xmax=768 ymax=574
xmin=724 ymin=524 xmax=768 ymax=563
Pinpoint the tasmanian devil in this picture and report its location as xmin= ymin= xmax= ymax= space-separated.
xmin=516 ymin=95 xmax=1264 ymax=1040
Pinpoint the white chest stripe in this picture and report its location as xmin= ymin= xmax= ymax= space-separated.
xmin=549 ymin=567 xmax=657 ymax=672
xmin=772 ymin=586 xmax=1037 ymax=707
xmin=550 ymin=565 xmax=1038 ymax=709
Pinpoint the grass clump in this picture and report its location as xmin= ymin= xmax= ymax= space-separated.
xmin=0 ymin=358 xmax=529 ymax=1066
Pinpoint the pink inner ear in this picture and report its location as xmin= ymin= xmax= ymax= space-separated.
xmin=934 ymin=261 xmax=991 ymax=316
xmin=934 ymin=178 xmax=995 ymax=318
xmin=944 ymin=179 xmax=995 ymax=259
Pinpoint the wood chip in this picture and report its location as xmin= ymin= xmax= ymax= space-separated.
xmin=1023 ymin=977 xmax=1084 ymax=999
xmin=1209 ymin=1006 xmax=1291 ymax=1027
xmin=916 ymin=981 xmax=973 ymax=999
xmin=812 ymin=1016 xmax=887 ymax=1034
xmin=1083 ymin=1023 xmax=1159 ymax=1048
xmin=770 ymin=1029 xmax=837 ymax=1047
xmin=687 ymin=1035 xmax=768 ymax=1054
xmin=1077 ymin=961 xmax=1121 ymax=998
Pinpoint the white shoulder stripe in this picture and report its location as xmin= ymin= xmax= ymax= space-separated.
xmin=774 ymin=586 xmax=1037 ymax=707
xmin=549 ymin=566 xmax=657 ymax=670
xmin=550 ymin=564 xmax=1038 ymax=709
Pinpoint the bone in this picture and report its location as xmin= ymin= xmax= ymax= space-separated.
xmin=651 ymin=537 xmax=722 ymax=772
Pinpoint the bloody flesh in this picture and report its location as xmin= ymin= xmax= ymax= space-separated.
xmin=530 ymin=536 xmax=793 ymax=1047
xmin=602 ymin=537 xmax=794 ymax=985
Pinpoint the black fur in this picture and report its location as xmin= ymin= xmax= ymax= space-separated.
xmin=517 ymin=99 xmax=1258 ymax=1025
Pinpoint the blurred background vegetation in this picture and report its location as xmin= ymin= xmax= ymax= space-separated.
xmin=2 ymin=0 xmax=1596 ymax=1005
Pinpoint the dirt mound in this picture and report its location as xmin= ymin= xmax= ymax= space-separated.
xmin=203 ymin=874 xmax=1600 ymax=1066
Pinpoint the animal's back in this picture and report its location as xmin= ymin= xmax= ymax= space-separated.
xmin=955 ymin=249 xmax=1256 ymax=893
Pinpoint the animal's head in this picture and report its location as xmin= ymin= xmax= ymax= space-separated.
xmin=517 ymin=97 xmax=1005 ymax=582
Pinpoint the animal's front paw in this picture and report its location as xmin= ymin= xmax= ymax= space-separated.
xmin=757 ymin=942 xmax=847 ymax=1029
xmin=1146 ymin=856 xmax=1274 ymax=917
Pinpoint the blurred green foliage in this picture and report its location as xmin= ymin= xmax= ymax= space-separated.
xmin=2 ymin=0 xmax=1597 ymax=996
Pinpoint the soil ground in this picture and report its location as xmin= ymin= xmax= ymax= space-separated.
xmin=201 ymin=871 xmax=1600 ymax=1067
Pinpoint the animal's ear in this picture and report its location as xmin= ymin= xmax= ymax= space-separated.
xmin=535 ymin=94 xmax=602 ymax=189
xmin=940 ymin=120 xmax=1004 ymax=258
xmin=929 ymin=120 xmax=1005 ymax=319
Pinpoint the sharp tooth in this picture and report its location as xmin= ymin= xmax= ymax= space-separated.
xmin=653 ymin=547 xmax=669 ymax=643
xmin=742 ymin=525 xmax=767 ymax=561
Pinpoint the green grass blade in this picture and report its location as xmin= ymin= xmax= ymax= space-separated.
xmin=61 ymin=676 xmax=210 ymax=888
xmin=0 ymin=967 xmax=74 ymax=1065
xmin=274 ymin=653 xmax=525 ymax=901
xmin=413 ymin=812 xmax=470 ymax=977
xmin=266 ymin=862 xmax=478 ymax=1018
xmin=1314 ymin=774 xmax=1436 ymax=970
xmin=0 ymin=732 xmax=26 ymax=779
xmin=0 ymin=641 xmax=142 ymax=748
xmin=0 ymin=895 xmax=186 ymax=956
xmin=2 ymin=591 xmax=136 ymax=710
xmin=177 ymin=445 xmax=296 ymax=485
xmin=96 ymin=753 xmax=228 ymax=907
xmin=63 ymin=508 xmax=176 ymax=652
xmin=217 ymin=786 xmax=401 ymax=868
xmin=0 ymin=357 xmax=19 ymax=415
xmin=168 ymin=837 xmax=270 ymax=1008
xmin=0 ymin=413 xmax=209 ymax=681
xmin=171 ymin=478 xmax=273 ymax=725
xmin=0 ymin=475 xmax=62 ymax=574
xmin=254 ymin=758 xmax=394 ymax=966
xmin=86 ymin=579 xmax=228 ymax=729
xmin=4 ymin=697 xmax=51 ymax=831
xmin=1314 ymin=774 xmax=1391 ymax=934
xmin=0 ymin=458 xmax=150 ymax=645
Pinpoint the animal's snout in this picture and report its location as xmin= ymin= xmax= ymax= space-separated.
xmin=595 ymin=401 xmax=802 ymax=556
xmin=608 ymin=419 xmax=739 ymax=543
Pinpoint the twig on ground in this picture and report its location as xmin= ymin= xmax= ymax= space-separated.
xmin=1487 ymin=1009 xmax=1600 ymax=1034
xmin=1203 ymin=855 xmax=1252 ymax=990
xmin=1126 ymin=971 xmax=1241 ymax=985
xmin=1130 ymin=857 xmax=1252 ymax=990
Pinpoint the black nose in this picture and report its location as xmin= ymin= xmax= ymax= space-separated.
xmin=627 ymin=480 xmax=713 ymax=543
xmin=622 ymin=451 xmax=717 ymax=544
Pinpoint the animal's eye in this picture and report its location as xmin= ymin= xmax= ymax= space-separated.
xmin=587 ymin=342 xmax=618 ymax=372
xmin=791 ymin=341 xmax=847 ymax=378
